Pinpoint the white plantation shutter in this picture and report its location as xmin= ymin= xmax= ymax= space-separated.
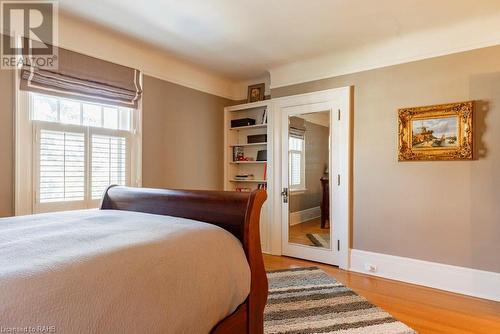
xmin=289 ymin=135 xmax=305 ymax=189
xmin=290 ymin=152 xmax=302 ymax=186
xmin=39 ymin=129 xmax=85 ymax=202
xmin=91 ymin=135 xmax=127 ymax=199
xmin=31 ymin=93 xmax=134 ymax=213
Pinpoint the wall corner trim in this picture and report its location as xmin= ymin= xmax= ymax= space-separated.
xmin=350 ymin=249 xmax=500 ymax=302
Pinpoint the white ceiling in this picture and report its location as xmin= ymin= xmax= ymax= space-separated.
xmin=59 ymin=0 xmax=500 ymax=81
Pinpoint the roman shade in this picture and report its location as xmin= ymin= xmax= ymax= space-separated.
xmin=20 ymin=46 xmax=142 ymax=108
xmin=289 ymin=126 xmax=306 ymax=139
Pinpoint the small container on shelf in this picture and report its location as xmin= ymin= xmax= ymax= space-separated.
xmin=231 ymin=118 xmax=256 ymax=128
xmin=247 ymin=134 xmax=267 ymax=144
xmin=234 ymin=174 xmax=255 ymax=181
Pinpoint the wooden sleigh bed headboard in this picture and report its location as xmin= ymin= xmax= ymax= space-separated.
xmin=100 ymin=185 xmax=268 ymax=334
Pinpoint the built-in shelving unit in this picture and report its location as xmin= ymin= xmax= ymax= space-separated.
xmin=224 ymin=101 xmax=271 ymax=192
xmin=224 ymin=99 xmax=273 ymax=252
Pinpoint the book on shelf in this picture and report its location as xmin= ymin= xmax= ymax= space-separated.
xmin=260 ymin=108 xmax=268 ymax=125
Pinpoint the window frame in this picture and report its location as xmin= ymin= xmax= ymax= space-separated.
xmin=15 ymin=81 xmax=142 ymax=215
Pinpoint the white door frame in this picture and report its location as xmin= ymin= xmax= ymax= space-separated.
xmin=270 ymin=87 xmax=351 ymax=269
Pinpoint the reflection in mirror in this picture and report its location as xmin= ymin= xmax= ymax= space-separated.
xmin=288 ymin=111 xmax=331 ymax=249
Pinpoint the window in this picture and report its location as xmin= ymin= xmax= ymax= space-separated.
xmin=27 ymin=93 xmax=139 ymax=213
xmin=289 ymin=134 xmax=305 ymax=191
xmin=32 ymin=93 xmax=132 ymax=130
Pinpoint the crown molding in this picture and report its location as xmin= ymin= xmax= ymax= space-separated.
xmin=57 ymin=11 xmax=240 ymax=100
xmin=269 ymin=14 xmax=500 ymax=89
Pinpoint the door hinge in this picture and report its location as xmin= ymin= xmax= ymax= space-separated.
xmin=337 ymin=109 xmax=341 ymax=121
xmin=337 ymin=240 xmax=340 ymax=251
xmin=337 ymin=174 xmax=340 ymax=186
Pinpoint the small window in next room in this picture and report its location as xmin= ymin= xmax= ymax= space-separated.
xmin=289 ymin=135 xmax=305 ymax=191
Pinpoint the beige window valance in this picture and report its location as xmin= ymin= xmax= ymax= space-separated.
xmin=20 ymin=46 xmax=142 ymax=108
xmin=290 ymin=126 xmax=306 ymax=138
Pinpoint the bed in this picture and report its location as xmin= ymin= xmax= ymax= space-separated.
xmin=0 ymin=186 xmax=268 ymax=334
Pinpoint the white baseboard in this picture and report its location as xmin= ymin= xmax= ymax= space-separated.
xmin=289 ymin=206 xmax=321 ymax=226
xmin=350 ymin=249 xmax=500 ymax=302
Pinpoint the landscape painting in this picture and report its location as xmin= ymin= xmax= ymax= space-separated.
xmin=398 ymin=101 xmax=473 ymax=161
xmin=411 ymin=116 xmax=458 ymax=149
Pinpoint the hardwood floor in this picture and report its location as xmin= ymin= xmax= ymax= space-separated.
xmin=263 ymin=254 xmax=500 ymax=334
xmin=288 ymin=218 xmax=330 ymax=247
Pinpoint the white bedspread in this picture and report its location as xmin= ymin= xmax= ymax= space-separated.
xmin=0 ymin=209 xmax=250 ymax=334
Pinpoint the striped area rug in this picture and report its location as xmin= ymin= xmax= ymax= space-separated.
xmin=306 ymin=233 xmax=330 ymax=248
xmin=265 ymin=267 xmax=416 ymax=334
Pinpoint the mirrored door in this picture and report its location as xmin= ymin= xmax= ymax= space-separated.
xmin=281 ymin=103 xmax=337 ymax=265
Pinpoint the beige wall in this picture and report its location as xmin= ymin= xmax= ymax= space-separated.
xmin=142 ymin=75 xmax=231 ymax=191
xmin=0 ymin=69 xmax=14 ymax=217
xmin=272 ymin=45 xmax=500 ymax=273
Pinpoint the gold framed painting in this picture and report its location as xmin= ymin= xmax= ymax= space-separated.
xmin=247 ymin=83 xmax=265 ymax=103
xmin=398 ymin=101 xmax=474 ymax=161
